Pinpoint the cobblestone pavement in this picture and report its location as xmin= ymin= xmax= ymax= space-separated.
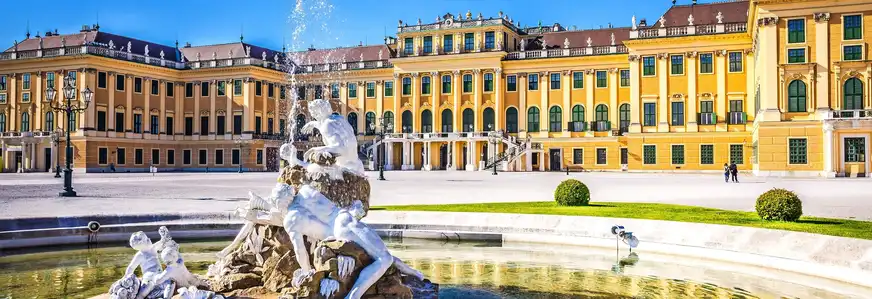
xmin=1 ymin=171 xmax=871 ymax=220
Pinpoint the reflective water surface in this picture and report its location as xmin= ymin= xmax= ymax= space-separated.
xmin=1 ymin=238 xmax=869 ymax=299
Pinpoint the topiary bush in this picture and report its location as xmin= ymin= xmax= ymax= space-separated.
xmin=755 ymin=188 xmax=803 ymax=221
xmin=554 ymin=179 xmax=590 ymax=206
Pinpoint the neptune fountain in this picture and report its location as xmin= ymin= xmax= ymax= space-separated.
xmin=108 ymin=99 xmax=437 ymax=298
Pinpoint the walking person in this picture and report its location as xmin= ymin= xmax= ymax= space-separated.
xmin=729 ymin=162 xmax=738 ymax=183
xmin=723 ymin=163 xmax=730 ymax=183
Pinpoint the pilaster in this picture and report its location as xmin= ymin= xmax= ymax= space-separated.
xmin=814 ymin=13 xmax=832 ymax=116
xmin=411 ymin=73 xmax=420 ymax=132
xmin=194 ymin=81 xmax=201 ymax=135
xmin=561 ymin=70 xmax=571 ymax=136
xmin=494 ymin=68 xmax=502 ymax=131
xmin=657 ymin=53 xmax=669 ymax=132
xmin=608 ymin=68 xmax=619 ymax=132
xmin=431 ymin=72 xmax=439 ymax=132
xmin=144 ymin=78 xmax=151 ymax=133
xmin=540 ymin=72 xmax=549 ymax=133
xmin=756 ymin=17 xmax=781 ymax=122
xmin=453 ymin=70 xmax=460 ymax=132
xmin=473 ymin=69 xmax=481 ymax=131
xmin=715 ymin=50 xmax=729 ymax=127
xmin=686 ymin=52 xmax=699 ymax=132
xmin=243 ymin=78 xmax=252 ymax=133
xmin=628 ymin=55 xmax=642 ymax=133
xmin=585 ymin=70 xmax=594 ymax=133
xmin=210 ymin=80 xmax=217 ymax=134
xmin=160 ymin=80 xmax=166 ymax=134
xmin=125 ymin=74 xmax=132 ymax=133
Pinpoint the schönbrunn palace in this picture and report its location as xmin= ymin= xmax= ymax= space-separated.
xmin=1 ymin=0 xmax=871 ymax=177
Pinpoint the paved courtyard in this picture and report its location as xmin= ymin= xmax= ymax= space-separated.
xmin=1 ymin=171 xmax=871 ymax=220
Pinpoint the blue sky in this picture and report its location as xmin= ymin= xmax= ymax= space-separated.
xmin=2 ymin=0 xmax=705 ymax=52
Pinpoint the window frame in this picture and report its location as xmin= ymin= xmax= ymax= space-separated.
xmin=643 ymin=102 xmax=656 ymax=126
xmin=167 ymin=149 xmax=176 ymax=165
xmin=787 ymin=18 xmax=806 ymax=44
xmin=402 ymin=78 xmax=411 ymax=95
xmin=348 ymin=83 xmax=358 ymax=98
xmin=116 ymin=147 xmax=127 ymax=165
xmin=787 ymin=47 xmax=807 ymax=64
xmin=527 ymin=107 xmax=540 ymax=132
xmin=443 ymin=34 xmax=454 ymax=53
xmin=788 ymin=138 xmax=808 ymax=165
xmin=423 ymin=36 xmax=433 ymax=54
xmin=573 ymin=72 xmax=584 ymax=89
xmin=421 ymin=76 xmax=432 ymax=95
xmin=572 ymin=148 xmax=583 ymax=165
xmin=595 ymin=71 xmax=607 ymax=88
xmin=619 ymin=69 xmax=630 ymax=87
xmin=787 ymin=80 xmax=807 ymax=112
xmin=642 ymin=56 xmax=656 ymax=77
xmin=671 ymin=101 xmax=685 ymax=126
xmin=200 ymin=82 xmax=210 ymax=97
xmin=134 ymin=148 xmax=144 ymax=165
xmin=215 ymin=149 xmax=224 ymax=165
xmin=384 ymin=81 xmax=394 ymax=97
xmin=150 ymin=79 xmax=159 ymax=96
xmin=185 ymin=82 xmax=194 ymax=98
xmin=699 ymin=53 xmax=714 ymax=74
xmin=462 ymin=74 xmax=473 ymax=93
xmin=643 ymin=145 xmax=656 ymax=165
xmin=366 ymin=82 xmax=376 ymax=98
xmin=98 ymin=147 xmax=109 ymax=165
xmin=484 ymin=73 xmax=494 ymax=92
xmin=596 ymin=148 xmax=607 ymax=165
xmin=842 ymin=44 xmax=864 ymax=61
xmin=134 ymin=77 xmax=143 ymax=94
xmin=550 ymin=73 xmax=561 ymax=90
xmin=700 ymin=144 xmax=714 ymax=165
xmin=671 ymin=144 xmax=685 ymax=165
xmin=198 ymin=149 xmax=208 ymax=166
xmin=670 ymin=55 xmax=684 ymax=75
xmin=97 ymin=72 xmax=107 ymax=89
xmin=728 ymin=51 xmax=744 ymax=73
xmin=528 ymin=74 xmax=539 ymax=91
xmin=442 ymin=75 xmax=452 ymax=94
xmin=843 ymin=14 xmax=863 ymax=41
xmin=116 ymin=74 xmax=126 ymax=91
xmin=22 ymin=73 xmax=31 ymax=90
xmin=729 ymin=144 xmax=744 ymax=165
xmin=506 ymin=75 xmax=517 ymax=92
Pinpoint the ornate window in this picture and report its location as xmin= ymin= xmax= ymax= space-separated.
xmin=619 ymin=104 xmax=631 ymax=131
xmin=383 ymin=111 xmax=394 ymax=133
xmin=20 ymin=112 xmax=29 ymax=132
xmin=505 ymin=107 xmax=518 ymax=133
xmin=45 ymin=111 xmax=54 ymax=130
xmin=483 ymin=108 xmax=495 ymax=131
xmin=365 ymin=112 xmax=376 ymax=135
xmin=462 ymin=108 xmax=474 ymax=132
xmin=595 ymin=104 xmax=608 ymax=121
xmin=485 ymin=31 xmax=495 ymax=49
xmin=549 ymin=106 xmax=562 ymax=132
xmin=347 ymin=112 xmax=358 ymax=135
xmin=421 ymin=110 xmax=432 ymax=133
xmin=572 ymin=105 xmax=584 ymax=122
xmin=787 ymin=80 xmax=807 ymax=112
xmin=527 ymin=107 xmax=540 ymax=132
xmin=401 ymin=110 xmax=413 ymax=133
xmin=844 ymin=78 xmax=864 ymax=110
xmin=441 ymin=109 xmax=453 ymax=132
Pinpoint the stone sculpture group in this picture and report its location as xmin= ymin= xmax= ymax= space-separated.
xmin=108 ymin=99 xmax=436 ymax=298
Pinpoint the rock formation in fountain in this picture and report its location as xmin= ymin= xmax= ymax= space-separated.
xmin=206 ymin=99 xmax=438 ymax=298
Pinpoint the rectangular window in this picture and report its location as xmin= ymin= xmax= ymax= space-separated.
xmin=844 ymin=15 xmax=862 ymax=40
xmin=404 ymin=38 xmax=413 ymax=55
xmin=280 ymin=86 xmax=286 ymax=99
xmin=116 ymin=112 xmax=125 ymax=132
xmin=217 ymin=116 xmax=226 ymax=134
xmin=183 ymin=149 xmax=192 ymax=165
xmin=0 ymin=75 xmax=7 ymax=90
xmin=135 ymin=149 xmax=143 ymax=165
xmin=596 ymin=71 xmax=607 ymax=88
xmin=671 ymin=102 xmax=684 ymax=126
xmin=150 ymin=79 xmax=159 ymax=95
xmin=98 ymin=148 xmax=108 ymax=165
xmin=68 ymin=71 xmax=76 ymax=86
xmin=528 ymin=74 xmax=539 ymax=90
xmin=133 ymin=113 xmax=142 ymax=133
xmin=463 ymin=75 xmax=473 ymax=93
xmin=166 ymin=82 xmax=174 ymax=97
xmin=366 ymin=82 xmax=375 ymax=98
xmin=700 ymin=144 xmax=714 ymax=165
xmin=256 ymin=149 xmax=264 ymax=165
xmin=485 ymin=31 xmax=495 ymax=49
xmin=218 ymin=81 xmax=226 ymax=96
xmin=573 ymin=149 xmax=583 ymax=164
xmin=297 ymin=86 xmax=306 ymax=100
xmin=22 ymin=73 xmax=31 ymax=90
xmin=232 ymin=149 xmax=241 ymax=165
xmin=199 ymin=149 xmax=207 ymax=165
xmin=671 ymin=145 xmax=685 ymax=165
xmin=233 ymin=115 xmax=242 ymax=134
xmin=443 ymin=35 xmax=453 ymax=53
xmin=384 ymin=81 xmax=394 ymax=96
xmin=279 ymin=119 xmax=286 ymax=135
xmin=671 ymin=55 xmax=684 ymax=75
xmin=151 ymin=149 xmax=159 ymax=165
xmin=729 ymin=52 xmax=743 ymax=72
xmin=845 ymin=137 xmax=866 ymax=162
xmin=643 ymin=103 xmax=656 ymax=126
xmin=97 ymin=72 xmax=107 ymax=88
xmin=643 ymin=145 xmax=656 ymax=165
xmin=620 ymin=70 xmax=630 ymax=87
xmin=166 ymin=116 xmax=174 ymax=135
xmin=442 ymin=75 xmax=452 ymax=93
xmin=348 ymin=83 xmax=357 ymax=98
xmin=730 ymin=144 xmax=744 ymax=164
xmin=201 ymin=82 xmax=209 ymax=97
xmin=21 ymin=93 xmax=30 ymax=103
xmin=573 ymin=72 xmax=583 ymax=88
xmin=255 ymin=116 xmax=262 ymax=134
xmin=330 ymin=84 xmax=339 ymax=98
xmin=844 ymin=45 xmax=863 ymax=61
xmin=700 ymin=53 xmax=713 ymax=74
xmin=402 ymin=78 xmax=411 ymax=95
xmin=167 ymin=150 xmax=175 ymax=165
xmin=788 ymin=48 xmax=806 ymax=63
xmin=268 ymin=83 xmax=274 ymax=98
xmin=550 ymin=73 xmax=560 ymax=90
xmin=185 ymin=116 xmax=193 ymax=136
xmin=255 ymin=81 xmax=262 ymax=96
xmin=788 ymin=138 xmax=807 ymax=164
xmin=117 ymin=148 xmax=126 ymax=165
xmin=200 ymin=116 xmax=209 ymax=135
xmin=643 ymin=56 xmax=656 ymax=76
xmin=423 ymin=36 xmax=432 ymax=54
xmin=506 ymin=75 xmax=516 ymax=91
xmin=596 ymin=148 xmax=607 ymax=165
xmin=234 ymin=80 xmax=243 ymax=96
xmin=150 ymin=115 xmax=158 ymax=134
xmin=621 ymin=148 xmax=628 ymax=165
xmin=464 ymin=33 xmax=474 ymax=51
xmin=97 ymin=111 xmax=107 ymax=131
xmin=788 ymin=19 xmax=805 ymax=43
xmin=134 ymin=77 xmax=142 ymax=93
xmin=422 ymin=77 xmax=432 ymax=94
xmin=185 ymin=83 xmax=194 ymax=98
xmin=216 ymin=149 xmax=224 ymax=165
xmin=116 ymin=74 xmax=125 ymax=91
xmin=315 ymin=85 xmax=323 ymax=99
xmin=700 ymin=100 xmax=713 ymax=113
xmin=268 ymin=118 xmax=274 ymax=134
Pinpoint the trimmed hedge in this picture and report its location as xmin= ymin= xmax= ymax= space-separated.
xmin=554 ymin=179 xmax=590 ymax=206
xmin=755 ymin=188 xmax=803 ymax=221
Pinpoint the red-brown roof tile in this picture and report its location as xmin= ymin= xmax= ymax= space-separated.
xmin=290 ymin=44 xmax=393 ymax=65
xmin=659 ymin=0 xmax=749 ymax=27
xmin=541 ymin=27 xmax=631 ymax=49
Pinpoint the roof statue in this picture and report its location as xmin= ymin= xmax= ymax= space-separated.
xmin=498 ymin=11 xmax=503 ymax=18
xmin=262 ymin=51 xmax=267 ymax=60
xmin=246 ymin=46 xmax=251 ymax=57
xmin=611 ymin=33 xmax=616 ymax=46
xmin=359 ymin=53 xmax=363 ymax=62
xmin=378 ymin=49 xmax=383 ymax=60
xmin=587 ymin=37 xmax=592 ymax=47
xmin=13 ymin=40 xmax=18 ymax=52
xmin=398 ymin=20 xmax=403 ymax=27
xmin=144 ymin=45 xmax=149 ymax=57
xmin=274 ymin=53 xmax=279 ymax=63
xmin=632 ymin=15 xmax=637 ymax=30
xmin=478 ymin=12 xmax=483 ymax=20
xmin=660 ymin=15 xmax=667 ymax=27
xmin=417 ymin=18 xmax=421 ymax=25
xmin=195 ymin=52 xmax=200 ymax=61
xmin=61 ymin=37 xmax=66 ymax=47
xmin=716 ymin=11 xmax=724 ymax=24
xmin=212 ymin=51 xmax=217 ymax=60
xmin=108 ymin=40 xmax=114 ymax=50
xmin=542 ymin=39 xmax=547 ymax=50
xmin=564 ymin=38 xmax=570 ymax=49
xmin=38 ymin=37 xmax=43 ymax=49
xmin=229 ymin=49 xmax=233 ymax=58
xmin=159 ymin=50 xmax=165 ymax=60
xmin=127 ymin=41 xmax=132 ymax=53
xmin=466 ymin=10 xmax=472 ymax=20
xmin=688 ymin=14 xmax=695 ymax=26
xmin=520 ymin=39 xmax=525 ymax=51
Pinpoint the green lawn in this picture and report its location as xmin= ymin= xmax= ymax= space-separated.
xmin=373 ymin=202 xmax=872 ymax=240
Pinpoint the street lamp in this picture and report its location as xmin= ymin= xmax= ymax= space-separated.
xmin=47 ymin=74 xmax=92 ymax=197
xmin=50 ymin=129 xmax=63 ymax=178
xmin=371 ymin=117 xmax=393 ymax=181
xmin=487 ymin=130 xmax=502 ymax=175
xmin=234 ymin=137 xmax=248 ymax=173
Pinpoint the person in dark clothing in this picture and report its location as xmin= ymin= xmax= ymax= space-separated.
xmin=723 ymin=163 xmax=730 ymax=183
xmin=729 ymin=162 xmax=738 ymax=182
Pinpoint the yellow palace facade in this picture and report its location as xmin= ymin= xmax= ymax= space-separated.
xmin=1 ymin=0 xmax=871 ymax=177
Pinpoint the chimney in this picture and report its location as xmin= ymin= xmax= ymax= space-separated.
xmin=639 ymin=19 xmax=648 ymax=27
xmin=308 ymin=45 xmax=316 ymax=51
xmin=184 ymin=42 xmax=192 ymax=48
xmin=44 ymin=30 xmax=52 ymax=37
xmin=81 ymin=25 xmax=91 ymax=32
xmin=359 ymin=41 xmax=363 ymax=46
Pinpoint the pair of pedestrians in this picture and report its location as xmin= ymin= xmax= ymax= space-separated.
xmin=723 ymin=162 xmax=738 ymax=183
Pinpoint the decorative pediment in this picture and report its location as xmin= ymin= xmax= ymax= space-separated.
xmin=200 ymin=110 xmax=211 ymax=116
xmin=483 ymin=99 xmax=494 ymax=107
xmin=216 ymin=109 xmax=227 ymax=116
xmin=420 ymin=101 xmax=432 ymax=109
xmin=150 ymin=108 xmax=159 ymax=114
xmin=671 ymin=93 xmax=684 ymax=99
xmin=267 ymin=111 xmax=275 ymax=117
xmin=133 ymin=107 xmax=144 ymax=113
xmin=402 ymin=101 xmax=412 ymax=108
xmin=462 ymin=99 xmax=473 ymax=107
xmin=699 ymin=92 xmax=713 ymax=99
xmin=441 ymin=100 xmax=452 ymax=107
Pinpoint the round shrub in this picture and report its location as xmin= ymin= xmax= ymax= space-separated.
xmin=554 ymin=179 xmax=590 ymax=206
xmin=755 ymin=188 xmax=803 ymax=221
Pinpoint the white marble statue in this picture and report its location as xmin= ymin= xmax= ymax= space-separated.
xmin=137 ymin=243 xmax=209 ymax=298
xmin=299 ymin=99 xmax=365 ymax=178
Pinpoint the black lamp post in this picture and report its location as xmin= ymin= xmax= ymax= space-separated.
xmin=47 ymin=74 xmax=93 ymax=197
xmin=234 ymin=138 xmax=247 ymax=173
xmin=371 ymin=117 xmax=392 ymax=181
xmin=51 ymin=129 xmax=62 ymax=178
xmin=488 ymin=131 xmax=501 ymax=175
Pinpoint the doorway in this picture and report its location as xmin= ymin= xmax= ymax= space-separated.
xmin=462 ymin=145 xmax=468 ymax=170
xmin=266 ymin=147 xmax=279 ymax=172
xmin=14 ymin=152 xmax=22 ymax=171
xmin=842 ymin=136 xmax=868 ymax=177
xmin=549 ymin=149 xmax=562 ymax=171
xmin=439 ymin=145 xmax=448 ymax=170
xmin=44 ymin=148 xmax=52 ymax=172
xmin=532 ymin=152 xmax=540 ymax=170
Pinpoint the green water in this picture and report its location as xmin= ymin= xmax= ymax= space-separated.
xmin=0 ymin=239 xmax=867 ymax=299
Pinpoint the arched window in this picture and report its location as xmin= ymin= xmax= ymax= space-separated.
xmin=844 ymin=78 xmax=863 ymax=110
xmin=421 ymin=110 xmax=433 ymax=133
xmin=619 ymin=104 xmax=631 ymax=131
xmin=45 ymin=111 xmax=54 ymax=131
xmin=527 ymin=107 xmax=540 ymax=132
xmin=571 ymin=105 xmax=584 ymax=122
xmin=595 ymin=104 xmax=608 ymax=121
xmin=787 ymin=80 xmax=807 ymax=112
xmin=365 ymin=112 xmax=376 ymax=135
xmin=20 ymin=112 xmax=30 ymax=132
xmin=401 ymin=110 xmax=413 ymax=133
xmin=483 ymin=108 xmax=495 ymax=131
xmin=441 ymin=109 xmax=453 ymax=132
xmin=383 ymin=111 xmax=394 ymax=133
xmin=347 ymin=112 xmax=358 ymax=135
xmin=0 ymin=113 xmax=6 ymax=132
xmin=549 ymin=106 xmax=562 ymax=132
xmin=462 ymin=108 xmax=474 ymax=132
xmin=505 ymin=107 xmax=518 ymax=133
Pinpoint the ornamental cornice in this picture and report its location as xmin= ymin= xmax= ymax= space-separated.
xmin=814 ymin=12 xmax=831 ymax=23
xmin=757 ymin=17 xmax=778 ymax=27
xmin=622 ymin=33 xmax=750 ymax=47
